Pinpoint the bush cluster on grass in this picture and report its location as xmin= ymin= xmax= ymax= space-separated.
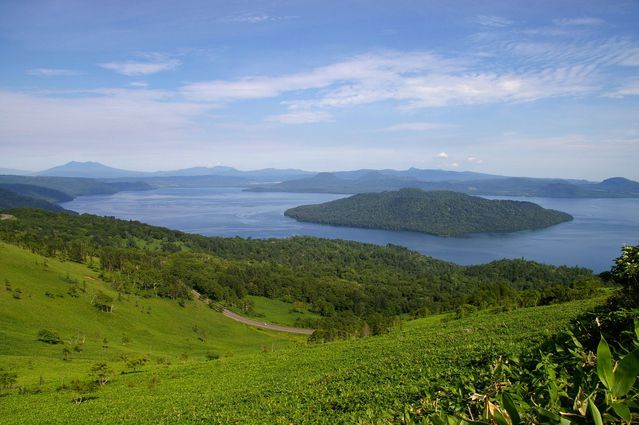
xmin=37 ymin=329 xmax=62 ymax=344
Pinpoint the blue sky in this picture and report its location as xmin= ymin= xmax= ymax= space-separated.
xmin=1 ymin=0 xmax=638 ymax=179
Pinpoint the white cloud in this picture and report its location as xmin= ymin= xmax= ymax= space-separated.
xmin=181 ymin=51 xmax=460 ymax=102
xmin=219 ymin=14 xmax=296 ymax=24
xmin=233 ymin=15 xmax=270 ymax=23
xmin=0 ymin=88 xmax=208 ymax=147
xmin=381 ymin=122 xmax=450 ymax=131
xmin=501 ymin=37 xmax=639 ymax=69
xmin=451 ymin=162 xmax=460 ymax=168
xmin=554 ymin=17 xmax=605 ymax=26
xmin=620 ymin=51 xmax=639 ymax=66
xmin=181 ymin=47 xmax=603 ymax=113
xmin=467 ymin=156 xmax=484 ymax=164
xmin=100 ymin=59 xmax=180 ymax=76
xmin=436 ymin=152 xmax=449 ymax=159
xmin=27 ymin=68 xmax=79 ymax=76
xmin=606 ymin=80 xmax=639 ymax=97
xmin=476 ymin=15 xmax=514 ymax=28
xmin=267 ymin=111 xmax=333 ymax=124
xmin=129 ymin=81 xmax=149 ymax=87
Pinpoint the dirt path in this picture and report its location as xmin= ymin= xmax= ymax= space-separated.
xmin=191 ymin=289 xmax=314 ymax=335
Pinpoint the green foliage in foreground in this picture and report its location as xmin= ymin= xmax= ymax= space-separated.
xmin=284 ymin=189 xmax=573 ymax=236
xmin=422 ymin=242 xmax=639 ymax=424
xmin=0 ymin=295 xmax=603 ymax=424
xmin=415 ymin=307 xmax=639 ymax=424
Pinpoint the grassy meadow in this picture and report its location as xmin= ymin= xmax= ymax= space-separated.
xmin=0 ymin=241 xmax=305 ymax=385
xmin=244 ymin=295 xmax=322 ymax=326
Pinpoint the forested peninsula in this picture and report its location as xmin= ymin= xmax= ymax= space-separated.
xmin=285 ymin=189 xmax=573 ymax=236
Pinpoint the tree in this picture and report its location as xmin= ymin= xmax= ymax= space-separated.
xmin=611 ymin=243 xmax=639 ymax=305
xmin=90 ymin=362 xmax=113 ymax=386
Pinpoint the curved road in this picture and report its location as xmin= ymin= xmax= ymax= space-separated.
xmin=191 ymin=290 xmax=314 ymax=335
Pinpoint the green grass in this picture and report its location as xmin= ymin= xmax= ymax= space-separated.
xmin=0 ymin=240 xmax=607 ymax=424
xmin=0 ymin=241 xmax=603 ymax=424
xmin=0 ymin=242 xmax=304 ymax=384
xmin=243 ymin=295 xmax=322 ymax=327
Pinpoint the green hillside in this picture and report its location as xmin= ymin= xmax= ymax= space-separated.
xmin=0 ymin=242 xmax=303 ymax=384
xmin=285 ymin=189 xmax=573 ymax=236
xmin=0 ymin=209 xmax=600 ymax=341
xmin=0 ymin=188 xmax=68 ymax=212
xmin=0 ymin=175 xmax=151 ymax=199
xmin=0 ymin=278 xmax=603 ymax=423
xmin=0 ymin=183 xmax=74 ymax=203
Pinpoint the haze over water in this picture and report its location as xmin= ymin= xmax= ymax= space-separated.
xmin=62 ymin=187 xmax=639 ymax=272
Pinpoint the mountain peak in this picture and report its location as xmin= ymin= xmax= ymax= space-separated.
xmin=36 ymin=161 xmax=145 ymax=178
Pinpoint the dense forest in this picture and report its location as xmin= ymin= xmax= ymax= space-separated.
xmin=0 ymin=188 xmax=68 ymax=212
xmin=285 ymin=189 xmax=572 ymax=236
xmin=0 ymin=208 xmax=602 ymax=340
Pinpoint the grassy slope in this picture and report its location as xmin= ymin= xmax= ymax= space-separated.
xmin=1 ymin=247 xmax=602 ymax=425
xmin=0 ymin=242 xmax=304 ymax=383
xmin=244 ymin=295 xmax=322 ymax=327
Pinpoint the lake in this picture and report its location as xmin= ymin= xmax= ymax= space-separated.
xmin=61 ymin=187 xmax=639 ymax=272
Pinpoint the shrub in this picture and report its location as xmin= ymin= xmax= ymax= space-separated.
xmin=37 ymin=329 xmax=62 ymax=344
xmin=125 ymin=357 xmax=148 ymax=372
xmin=0 ymin=368 xmax=17 ymax=390
xmin=611 ymin=243 xmax=639 ymax=305
xmin=69 ymin=379 xmax=96 ymax=404
xmin=205 ymin=352 xmax=220 ymax=361
xmin=92 ymin=290 xmax=113 ymax=312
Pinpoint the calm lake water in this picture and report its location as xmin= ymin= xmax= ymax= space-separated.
xmin=61 ymin=187 xmax=639 ymax=272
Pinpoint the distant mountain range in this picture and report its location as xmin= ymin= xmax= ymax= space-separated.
xmin=0 ymin=168 xmax=30 ymax=175
xmin=248 ymin=172 xmax=639 ymax=198
xmin=1 ymin=161 xmax=638 ymax=199
xmin=31 ymin=161 xmax=499 ymax=182
xmin=32 ymin=161 xmax=313 ymax=181
xmin=330 ymin=168 xmax=504 ymax=182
